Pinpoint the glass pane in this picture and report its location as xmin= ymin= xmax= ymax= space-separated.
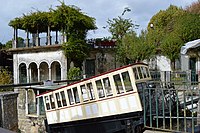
xmin=44 ymin=96 xmax=50 ymax=110
xmin=87 ymin=83 xmax=95 ymax=100
xmin=60 ymin=91 xmax=67 ymax=106
xmin=50 ymin=94 xmax=55 ymax=109
xmin=138 ymin=67 xmax=143 ymax=79
xmin=73 ymin=87 xmax=80 ymax=103
xmin=141 ymin=67 xmax=147 ymax=78
xmin=96 ymin=80 xmax=105 ymax=98
xmin=55 ymin=93 xmax=62 ymax=108
xmin=122 ymin=71 xmax=133 ymax=92
xmin=133 ymin=67 xmax=139 ymax=80
xmin=145 ymin=67 xmax=150 ymax=78
xmin=113 ymin=74 xmax=124 ymax=94
xmin=103 ymin=77 xmax=113 ymax=96
xmin=67 ymin=89 xmax=74 ymax=105
xmin=81 ymin=85 xmax=89 ymax=101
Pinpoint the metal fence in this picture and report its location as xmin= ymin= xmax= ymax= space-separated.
xmin=143 ymin=71 xmax=200 ymax=133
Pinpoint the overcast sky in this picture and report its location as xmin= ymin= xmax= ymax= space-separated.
xmin=0 ymin=0 xmax=197 ymax=43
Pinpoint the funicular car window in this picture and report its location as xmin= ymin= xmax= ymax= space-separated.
xmin=122 ymin=71 xmax=133 ymax=92
xmin=81 ymin=85 xmax=89 ymax=102
xmin=138 ymin=67 xmax=143 ymax=79
xmin=44 ymin=96 xmax=50 ymax=110
xmin=55 ymin=93 xmax=62 ymax=107
xmin=145 ymin=67 xmax=150 ymax=78
xmin=67 ymin=89 xmax=75 ymax=105
xmin=96 ymin=80 xmax=105 ymax=98
xmin=73 ymin=87 xmax=80 ymax=103
xmin=141 ymin=66 xmax=147 ymax=78
xmin=50 ymin=94 xmax=55 ymax=109
xmin=133 ymin=67 xmax=139 ymax=80
xmin=103 ymin=77 xmax=113 ymax=96
xmin=60 ymin=91 xmax=67 ymax=106
xmin=113 ymin=74 xmax=124 ymax=94
xmin=87 ymin=83 xmax=95 ymax=100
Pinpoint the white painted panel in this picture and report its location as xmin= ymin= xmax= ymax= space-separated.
xmin=85 ymin=105 xmax=92 ymax=116
xmin=128 ymin=96 xmax=137 ymax=108
xmin=60 ymin=110 xmax=67 ymax=122
xmin=46 ymin=113 xmax=53 ymax=124
xmin=108 ymin=101 xmax=116 ymax=113
xmin=77 ymin=106 xmax=83 ymax=118
xmin=101 ymin=102 xmax=108 ymax=113
xmin=71 ymin=107 xmax=77 ymax=119
xmin=119 ymin=98 xmax=128 ymax=110
xmin=52 ymin=112 xmax=57 ymax=123
xmin=91 ymin=104 xmax=98 ymax=115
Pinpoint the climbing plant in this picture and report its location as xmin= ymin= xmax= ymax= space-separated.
xmin=9 ymin=1 xmax=96 ymax=69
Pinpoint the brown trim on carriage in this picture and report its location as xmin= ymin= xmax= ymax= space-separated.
xmin=37 ymin=62 xmax=147 ymax=97
xmin=45 ymin=91 xmax=138 ymax=112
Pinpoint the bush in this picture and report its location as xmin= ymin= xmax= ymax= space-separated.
xmin=67 ymin=67 xmax=81 ymax=80
xmin=0 ymin=68 xmax=12 ymax=85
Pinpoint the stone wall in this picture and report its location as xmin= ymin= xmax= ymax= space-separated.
xmin=17 ymin=88 xmax=47 ymax=133
xmin=0 ymin=91 xmax=18 ymax=132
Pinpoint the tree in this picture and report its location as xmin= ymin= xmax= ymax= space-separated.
xmin=185 ymin=0 xmax=200 ymax=14
xmin=107 ymin=16 xmax=134 ymax=65
xmin=0 ymin=69 xmax=12 ymax=85
xmin=120 ymin=30 xmax=155 ymax=64
xmin=147 ymin=5 xmax=200 ymax=70
xmin=107 ymin=16 xmax=133 ymax=41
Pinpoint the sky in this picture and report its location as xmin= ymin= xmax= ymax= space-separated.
xmin=0 ymin=0 xmax=198 ymax=44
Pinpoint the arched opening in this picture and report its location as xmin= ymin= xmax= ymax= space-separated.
xmin=51 ymin=61 xmax=61 ymax=81
xmin=19 ymin=63 xmax=27 ymax=83
xmin=39 ymin=62 xmax=49 ymax=81
xmin=29 ymin=62 xmax=38 ymax=83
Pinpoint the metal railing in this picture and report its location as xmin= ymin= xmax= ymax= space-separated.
xmin=143 ymin=81 xmax=200 ymax=133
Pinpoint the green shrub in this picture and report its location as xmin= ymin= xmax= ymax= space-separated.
xmin=67 ymin=67 xmax=81 ymax=80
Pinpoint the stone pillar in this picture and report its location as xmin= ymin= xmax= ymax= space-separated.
xmin=0 ymin=92 xmax=18 ymax=132
xmin=38 ymin=68 xmax=40 ymax=82
xmin=13 ymin=28 xmax=16 ymax=48
xmin=36 ymin=30 xmax=40 ymax=46
xmin=61 ymin=67 xmax=63 ymax=80
xmin=27 ymin=68 xmax=30 ymax=83
xmin=26 ymin=30 xmax=29 ymax=47
xmin=49 ymin=68 xmax=51 ymax=80
xmin=55 ymin=30 xmax=58 ymax=44
xmin=47 ymin=26 xmax=51 ymax=45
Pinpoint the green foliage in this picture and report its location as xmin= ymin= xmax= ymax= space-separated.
xmin=67 ymin=67 xmax=81 ymax=80
xmin=9 ymin=2 xmax=96 ymax=34
xmin=147 ymin=5 xmax=200 ymax=70
xmin=5 ymin=40 xmax=12 ymax=49
xmin=0 ymin=69 xmax=12 ymax=85
xmin=119 ymin=31 xmax=155 ymax=64
xmin=62 ymin=39 xmax=89 ymax=68
xmin=0 ymin=42 xmax=5 ymax=49
xmin=107 ymin=16 xmax=155 ymax=65
xmin=107 ymin=16 xmax=133 ymax=41
xmin=9 ymin=2 xmax=96 ymax=68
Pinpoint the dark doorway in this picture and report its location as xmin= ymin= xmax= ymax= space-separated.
xmin=189 ymin=57 xmax=197 ymax=82
xmin=85 ymin=59 xmax=95 ymax=78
